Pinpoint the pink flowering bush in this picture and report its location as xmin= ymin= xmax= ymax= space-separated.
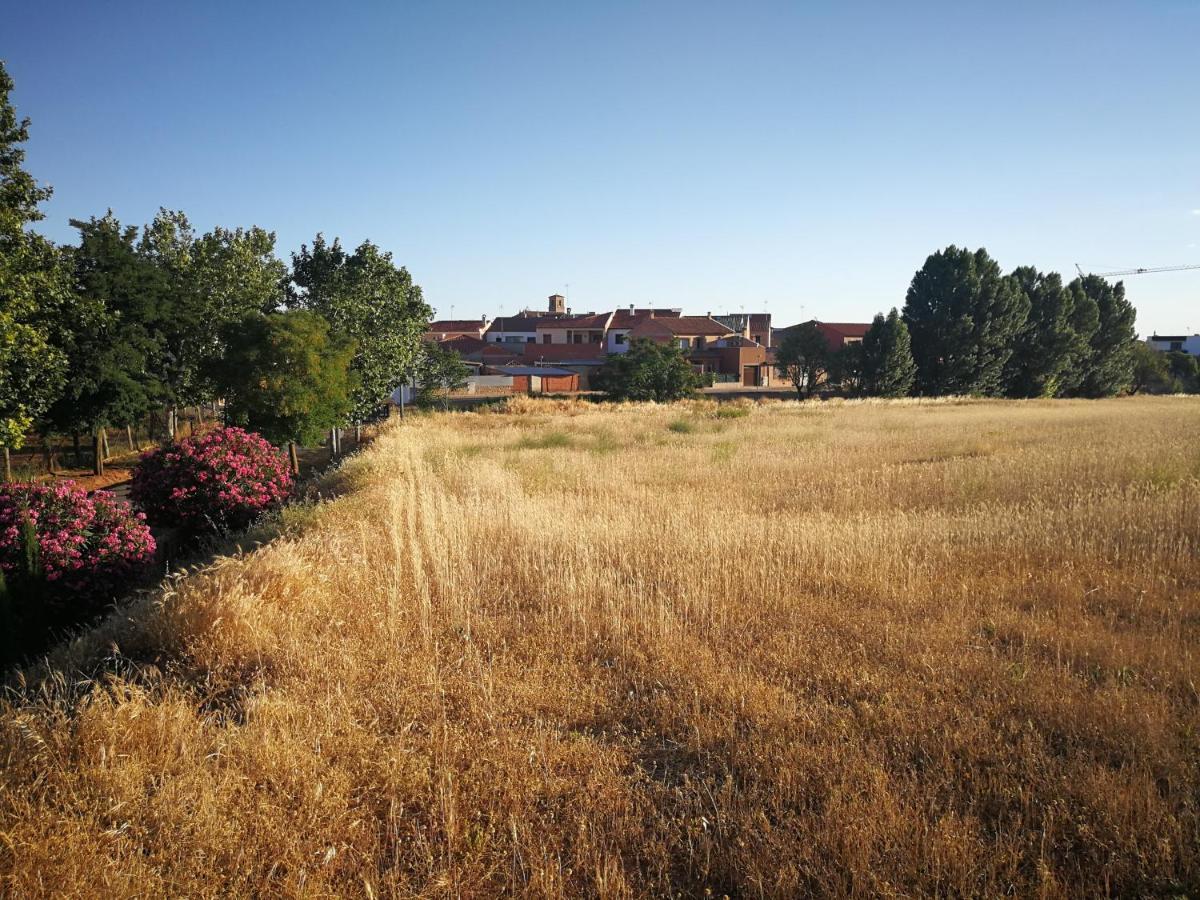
xmin=131 ymin=427 xmax=293 ymax=532
xmin=0 ymin=481 xmax=156 ymax=606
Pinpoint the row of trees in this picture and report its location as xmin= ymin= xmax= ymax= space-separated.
xmin=778 ymin=246 xmax=1141 ymax=399
xmin=1 ymin=61 xmax=438 ymax=462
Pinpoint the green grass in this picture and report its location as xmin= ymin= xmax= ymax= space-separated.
xmin=515 ymin=430 xmax=573 ymax=450
xmin=667 ymin=419 xmax=695 ymax=434
xmin=713 ymin=405 xmax=751 ymax=419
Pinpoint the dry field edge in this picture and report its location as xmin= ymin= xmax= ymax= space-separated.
xmin=2 ymin=396 xmax=1198 ymax=898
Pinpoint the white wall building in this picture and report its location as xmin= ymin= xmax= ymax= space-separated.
xmin=1147 ymin=334 xmax=1200 ymax=355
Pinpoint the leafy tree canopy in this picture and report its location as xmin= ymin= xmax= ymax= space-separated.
xmin=414 ymin=342 xmax=470 ymax=407
xmin=861 ymin=309 xmax=917 ymax=398
xmin=903 ymin=246 xmax=1029 ymax=396
xmin=775 ymin=323 xmax=830 ymax=398
xmin=1070 ymin=275 xmax=1136 ymax=398
xmin=0 ymin=60 xmax=71 ymax=447
xmin=290 ymin=235 xmax=432 ymax=422
xmin=213 ymin=310 xmax=356 ymax=446
xmin=593 ymin=338 xmax=700 ymax=402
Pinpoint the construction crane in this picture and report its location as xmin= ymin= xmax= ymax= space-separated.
xmin=1075 ymin=262 xmax=1200 ymax=278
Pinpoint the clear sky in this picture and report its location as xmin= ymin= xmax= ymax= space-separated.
xmin=5 ymin=1 xmax=1199 ymax=334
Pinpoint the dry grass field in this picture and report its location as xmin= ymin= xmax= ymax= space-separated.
xmin=2 ymin=396 xmax=1198 ymax=897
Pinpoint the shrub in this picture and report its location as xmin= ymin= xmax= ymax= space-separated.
xmin=131 ymin=427 xmax=293 ymax=532
xmin=713 ymin=404 xmax=751 ymax=419
xmin=0 ymin=481 xmax=156 ymax=613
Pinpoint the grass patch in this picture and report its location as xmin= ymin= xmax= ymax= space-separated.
xmin=514 ymin=430 xmax=573 ymax=450
xmin=713 ymin=404 xmax=751 ymax=419
xmin=667 ymin=418 xmax=695 ymax=434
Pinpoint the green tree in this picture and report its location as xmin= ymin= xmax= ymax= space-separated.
xmin=44 ymin=213 xmax=164 ymax=436
xmin=775 ymin=322 xmax=830 ymax=398
xmin=213 ymin=310 xmax=356 ymax=446
xmin=861 ymin=309 xmax=917 ymax=397
xmin=828 ymin=341 xmax=864 ymax=393
xmin=1004 ymin=267 xmax=1088 ymax=398
xmin=1070 ymin=276 xmax=1137 ymax=397
xmin=289 ymin=235 xmax=431 ymax=423
xmin=1166 ymin=351 xmax=1200 ymax=393
xmin=902 ymin=246 xmax=1030 ymax=396
xmin=138 ymin=212 xmax=288 ymax=409
xmin=593 ymin=338 xmax=700 ymax=402
xmin=413 ymin=343 xmax=471 ymax=408
xmin=1130 ymin=342 xmax=1173 ymax=394
xmin=0 ymin=60 xmax=72 ymax=449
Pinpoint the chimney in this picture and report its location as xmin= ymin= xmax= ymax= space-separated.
xmin=548 ymin=293 xmax=566 ymax=314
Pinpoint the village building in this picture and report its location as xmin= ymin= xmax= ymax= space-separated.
xmin=1147 ymin=333 xmax=1200 ymax=355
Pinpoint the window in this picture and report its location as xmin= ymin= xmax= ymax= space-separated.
xmin=543 ymin=333 xmax=552 ymax=344
xmin=696 ymin=336 xmax=706 ymax=349
xmin=495 ymin=336 xmax=502 ymax=342
xmin=679 ymin=338 xmax=690 ymax=349
xmin=1171 ymin=341 xmax=1183 ymax=351
xmin=573 ymin=333 xmax=583 ymax=344
xmin=614 ymin=332 xmax=627 ymax=345
xmin=527 ymin=336 xmax=535 ymax=342
xmin=590 ymin=333 xmax=602 ymax=343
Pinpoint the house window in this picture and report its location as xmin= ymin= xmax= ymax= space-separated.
xmin=679 ymin=338 xmax=690 ymax=349
xmin=573 ymin=333 xmax=583 ymax=344
xmin=614 ymin=333 xmax=627 ymax=345
xmin=590 ymin=333 xmax=602 ymax=343
xmin=543 ymin=333 xmax=552 ymax=344
xmin=527 ymin=336 xmax=535 ymax=342
xmin=1171 ymin=341 xmax=1183 ymax=351
xmin=495 ymin=336 xmax=502 ymax=342
xmin=696 ymin=336 xmax=706 ymax=349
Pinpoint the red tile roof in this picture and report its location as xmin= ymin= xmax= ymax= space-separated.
xmin=627 ymin=316 xmax=736 ymax=339
xmin=610 ymin=308 xmax=684 ymax=328
xmin=485 ymin=315 xmax=560 ymax=333
xmin=428 ymin=319 xmax=486 ymax=333
xmin=536 ymin=312 xmax=614 ymax=330
xmin=815 ymin=322 xmax=871 ymax=339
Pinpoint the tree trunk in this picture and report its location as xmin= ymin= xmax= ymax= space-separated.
xmin=44 ymin=436 xmax=56 ymax=476
xmin=168 ymin=407 xmax=177 ymax=439
xmin=288 ymin=442 xmax=300 ymax=476
xmin=127 ymin=425 xmax=136 ymax=452
xmin=92 ymin=434 xmax=104 ymax=477
xmin=101 ymin=428 xmax=110 ymax=461
xmin=355 ymin=424 xmax=362 ymax=444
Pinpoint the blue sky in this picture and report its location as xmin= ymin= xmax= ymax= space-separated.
xmin=6 ymin=1 xmax=1199 ymax=334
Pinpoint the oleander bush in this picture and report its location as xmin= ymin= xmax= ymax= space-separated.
xmin=131 ymin=426 xmax=293 ymax=532
xmin=0 ymin=481 xmax=156 ymax=664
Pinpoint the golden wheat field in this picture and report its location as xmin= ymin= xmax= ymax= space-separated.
xmin=1 ymin=396 xmax=1198 ymax=898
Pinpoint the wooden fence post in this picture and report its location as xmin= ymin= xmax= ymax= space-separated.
xmin=101 ymin=428 xmax=110 ymax=461
xmin=43 ymin=435 xmax=56 ymax=476
xmin=127 ymin=425 xmax=136 ymax=452
xmin=288 ymin=442 xmax=300 ymax=476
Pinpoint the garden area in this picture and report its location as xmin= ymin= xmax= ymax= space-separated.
xmin=0 ymin=421 xmax=369 ymax=671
